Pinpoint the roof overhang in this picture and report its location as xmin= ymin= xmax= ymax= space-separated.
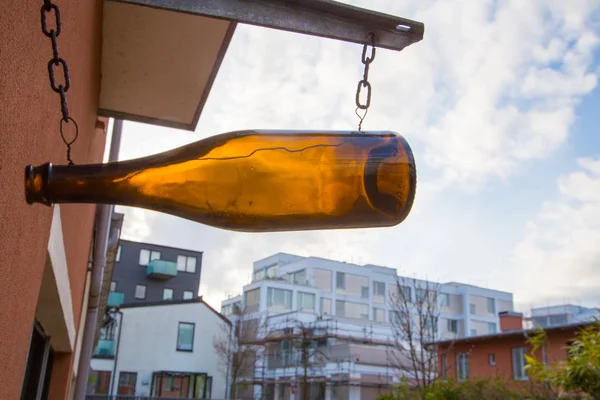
xmin=99 ymin=0 xmax=424 ymax=131
xmin=99 ymin=1 xmax=235 ymax=130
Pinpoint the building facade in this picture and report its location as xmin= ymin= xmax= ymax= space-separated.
xmin=112 ymin=239 xmax=203 ymax=305
xmin=221 ymin=253 xmax=514 ymax=400
xmin=434 ymin=311 xmax=589 ymax=385
xmin=89 ymin=299 xmax=230 ymax=399
xmin=531 ymin=304 xmax=600 ymax=328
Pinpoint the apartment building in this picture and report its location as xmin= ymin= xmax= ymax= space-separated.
xmin=531 ymin=304 xmax=600 ymax=328
xmin=434 ymin=311 xmax=591 ymax=386
xmin=220 ymin=253 xmax=514 ymax=400
xmin=89 ymin=298 xmax=229 ymax=398
xmin=111 ymin=240 xmax=203 ymax=305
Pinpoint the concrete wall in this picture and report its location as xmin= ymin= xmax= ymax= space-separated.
xmin=0 ymin=1 xmax=105 ymax=399
xmin=111 ymin=301 xmax=229 ymax=398
xmin=113 ymin=239 xmax=202 ymax=304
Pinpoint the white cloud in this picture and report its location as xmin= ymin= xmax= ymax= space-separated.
xmin=114 ymin=0 xmax=600 ymax=309
xmin=513 ymin=157 xmax=600 ymax=306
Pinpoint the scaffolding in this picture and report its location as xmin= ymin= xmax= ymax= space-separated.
xmin=235 ymin=313 xmax=399 ymax=399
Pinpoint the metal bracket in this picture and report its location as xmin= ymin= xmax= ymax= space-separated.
xmin=107 ymin=0 xmax=424 ymax=52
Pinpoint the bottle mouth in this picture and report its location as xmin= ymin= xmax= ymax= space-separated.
xmin=24 ymin=163 xmax=53 ymax=206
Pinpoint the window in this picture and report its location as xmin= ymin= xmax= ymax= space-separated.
xmin=266 ymin=265 xmax=277 ymax=278
xmin=373 ymin=308 xmax=386 ymax=322
xmin=336 ymin=300 xmax=368 ymax=319
xmin=253 ymin=269 xmax=266 ymax=282
xmin=134 ymin=285 xmax=146 ymax=299
xmin=441 ymin=354 xmax=447 ymax=379
xmin=245 ymin=288 xmax=260 ymax=312
xmin=361 ymin=286 xmax=369 ymax=299
xmin=512 ymin=347 xmax=528 ymax=380
xmin=416 ymin=288 xmax=427 ymax=302
xmin=88 ymin=370 xmax=111 ymax=394
xmin=20 ymin=322 xmax=55 ymax=400
xmin=470 ymin=328 xmax=477 ymax=336
xmin=110 ymin=281 xmax=116 ymax=292
xmin=314 ymin=269 xmax=332 ymax=292
xmin=336 ymin=300 xmax=345 ymax=317
xmin=336 ymin=272 xmax=345 ymax=289
xmin=267 ymin=288 xmax=292 ymax=310
xmin=488 ymin=323 xmax=497 ymax=334
xmin=457 ymin=353 xmax=469 ymax=381
xmin=116 ymin=245 xmax=121 ymax=262
xmin=183 ymin=290 xmax=194 ymax=300
xmin=139 ymin=249 xmax=160 ymax=266
xmin=487 ymin=297 xmax=495 ymax=314
xmin=117 ymin=372 xmax=137 ymax=395
xmin=297 ymin=292 xmax=315 ymax=312
xmin=163 ymin=288 xmax=173 ymax=300
xmin=177 ymin=255 xmax=197 ymax=273
xmin=469 ymin=303 xmax=476 ymax=314
xmin=177 ymin=322 xmax=195 ymax=351
xmin=291 ymin=269 xmax=306 ymax=285
xmin=550 ymin=314 xmax=568 ymax=325
xmin=489 ymin=353 xmax=496 ymax=366
xmin=447 ymin=319 xmax=458 ymax=333
xmin=320 ymin=298 xmax=331 ymax=315
xmin=373 ymin=281 xmax=385 ymax=296
xmin=440 ymin=293 xmax=450 ymax=307
xmin=425 ymin=316 xmax=438 ymax=335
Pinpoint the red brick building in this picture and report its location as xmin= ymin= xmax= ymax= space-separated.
xmin=434 ymin=311 xmax=590 ymax=383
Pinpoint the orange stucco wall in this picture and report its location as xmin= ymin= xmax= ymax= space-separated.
xmin=0 ymin=1 xmax=104 ymax=399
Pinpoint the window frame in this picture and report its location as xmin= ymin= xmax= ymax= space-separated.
xmin=512 ymin=347 xmax=528 ymax=381
xmin=441 ymin=354 xmax=447 ymax=379
xmin=163 ymin=288 xmax=174 ymax=300
xmin=117 ymin=371 xmax=137 ymax=395
xmin=336 ymin=272 xmax=345 ymax=290
xmin=297 ymin=291 xmax=316 ymax=312
xmin=440 ymin=293 xmax=450 ymax=307
xmin=487 ymin=297 xmax=496 ymax=314
xmin=457 ymin=353 xmax=469 ymax=382
xmin=447 ymin=319 xmax=458 ymax=333
xmin=134 ymin=284 xmax=146 ymax=300
xmin=176 ymin=322 xmax=196 ymax=352
xmin=139 ymin=249 xmax=161 ymax=266
xmin=183 ymin=290 xmax=194 ymax=300
xmin=267 ymin=287 xmax=292 ymax=309
xmin=373 ymin=281 xmax=385 ymax=297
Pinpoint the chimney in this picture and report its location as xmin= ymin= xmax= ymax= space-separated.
xmin=499 ymin=311 xmax=524 ymax=332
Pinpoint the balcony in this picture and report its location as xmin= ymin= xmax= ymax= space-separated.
xmin=94 ymin=339 xmax=115 ymax=358
xmin=147 ymin=260 xmax=178 ymax=280
xmin=107 ymin=291 xmax=124 ymax=308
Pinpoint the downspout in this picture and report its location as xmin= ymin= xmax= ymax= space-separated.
xmin=109 ymin=310 xmax=124 ymax=395
xmin=73 ymin=119 xmax=123 ymax=400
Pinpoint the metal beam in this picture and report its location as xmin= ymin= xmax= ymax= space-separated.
xmin=107 ymin=0 xmax=424 ymax=52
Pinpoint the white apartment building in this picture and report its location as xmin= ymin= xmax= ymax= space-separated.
xmin=89 ymin=298 xmax=230 ymax=399
xmin=531 ymin=304 xmax=600 ymax=328
xmin=221 ymin=253 xmax=514 ymax=400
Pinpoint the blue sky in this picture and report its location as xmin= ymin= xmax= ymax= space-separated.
xmin=112 ymin=0 xmax=600 ymax=311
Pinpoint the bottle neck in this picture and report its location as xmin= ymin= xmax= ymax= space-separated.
xmin=25 ymin=162 xmax=134 ymax=207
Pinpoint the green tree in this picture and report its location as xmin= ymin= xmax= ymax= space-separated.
xmin=525 ymin=321 xmax=600 ymax=399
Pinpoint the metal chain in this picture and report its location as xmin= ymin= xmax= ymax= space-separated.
xmin=41 ymin=0 xmax=78 ymax=165
xmin=355 ymin=33 xmax=376 ymax=131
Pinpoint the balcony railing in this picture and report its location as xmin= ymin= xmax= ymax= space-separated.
xmin=146 ymin=260 xmax=177 ymax=280
xmin=107 ymin=292 xmax=124 ymax=308
xmin=94 ymin=339 xmax=115 ymax=358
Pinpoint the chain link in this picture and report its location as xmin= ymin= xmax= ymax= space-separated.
xmin=41 ymin=0 xmax=78 ymax=165
xmin=355 ymin=33 xmax=377 ymax=131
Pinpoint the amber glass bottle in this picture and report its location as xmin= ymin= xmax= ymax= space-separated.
xmin=25 ymin=130 xmax=416 ymax=232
